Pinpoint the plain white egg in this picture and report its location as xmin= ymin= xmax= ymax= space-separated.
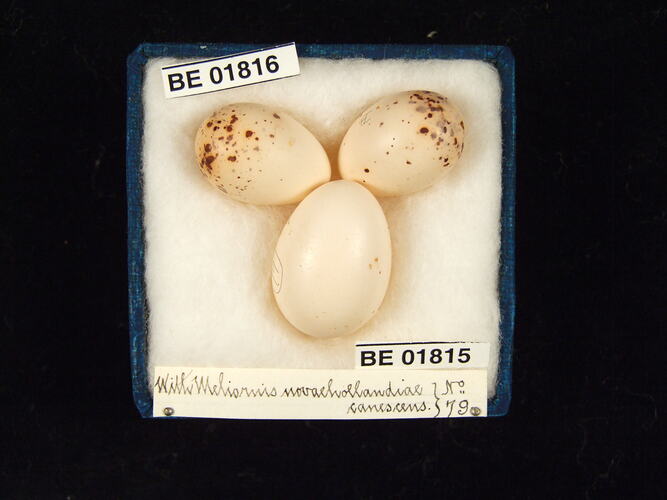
xmin=272 ymin=180 xmax=392 ymax=338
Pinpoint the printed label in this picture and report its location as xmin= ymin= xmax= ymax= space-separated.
xmin=153 ymin=367 xmax=487 ymax=419
xmin=355 ymin=342 xmax=490 ymax=369
xmin=160 ymin=43 xmax=300 ymax=98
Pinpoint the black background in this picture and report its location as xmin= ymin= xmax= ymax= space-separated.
xmin=2 ymin=1 xmax=665 ymax=498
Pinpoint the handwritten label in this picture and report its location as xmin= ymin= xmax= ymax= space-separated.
xmin=153 ymin=367 xmax=487 ymax=419
xmin=356 ymin=342 xmax=490 ymax=369
xmin=160 ymin=43 xmax=300 ymax=99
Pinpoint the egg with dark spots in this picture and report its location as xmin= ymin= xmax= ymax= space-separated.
xmin=195 ymin=103 xmax=331 ymax=205
xmin=338 ymin=90 xmax=465 ymax=196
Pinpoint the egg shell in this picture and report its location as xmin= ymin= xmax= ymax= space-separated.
xmin=338 ymin=90 xmax=465 ymax=196
xmin=272 ymin=180 xmax=392 ymax=338
xmin=195 ymin=103 xmax=331 ymax=205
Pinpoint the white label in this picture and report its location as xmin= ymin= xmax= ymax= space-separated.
xmin=160 ymin=43 xmax=300 ymax=99
xmin=153 ymin=367 xmax=487 ymax=419
xmin=355 ymin=342 xmax=490 ymax=369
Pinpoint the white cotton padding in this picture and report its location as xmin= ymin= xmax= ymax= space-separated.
xmin=142 ymin=57 xmax=502 ymax=396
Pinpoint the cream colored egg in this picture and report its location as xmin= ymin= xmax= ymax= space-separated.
xmin=272 ymin=180 xmax=391 ymax=338
xmin=195 ymin=103 xmax=331 ymax=205
xmin=338 ymin=90 xmax=465 ymax=196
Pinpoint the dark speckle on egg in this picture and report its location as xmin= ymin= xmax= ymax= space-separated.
xmin=337 ymin=90 xmax=465 ymax=196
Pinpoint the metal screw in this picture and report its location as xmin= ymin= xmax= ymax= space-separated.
xmin=163 ymin=407 xmax=175 ymax=416
xmin=470 ymin=406 xmax=481 ymax=417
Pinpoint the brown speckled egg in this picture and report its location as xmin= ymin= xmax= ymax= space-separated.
xmin=338 ymin=90 xmax=465 ymax=196
xmin=195 ymin=103 xmax=331 ymax=205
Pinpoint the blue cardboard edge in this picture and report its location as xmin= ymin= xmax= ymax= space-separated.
xmin=126 ymin=48 xmax=150 ymax=418
xmin=126 ymin=43 xmax=516 ymax=419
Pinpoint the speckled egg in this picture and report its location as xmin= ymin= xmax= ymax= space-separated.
xmin=195 ymin=103 xmax=331 ymax=205
xmin=338 ymin=90 xmax=465 ymax=196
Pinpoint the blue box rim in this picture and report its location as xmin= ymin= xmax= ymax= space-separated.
xmin=127 ymin=43 xmax=515 ymax=419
